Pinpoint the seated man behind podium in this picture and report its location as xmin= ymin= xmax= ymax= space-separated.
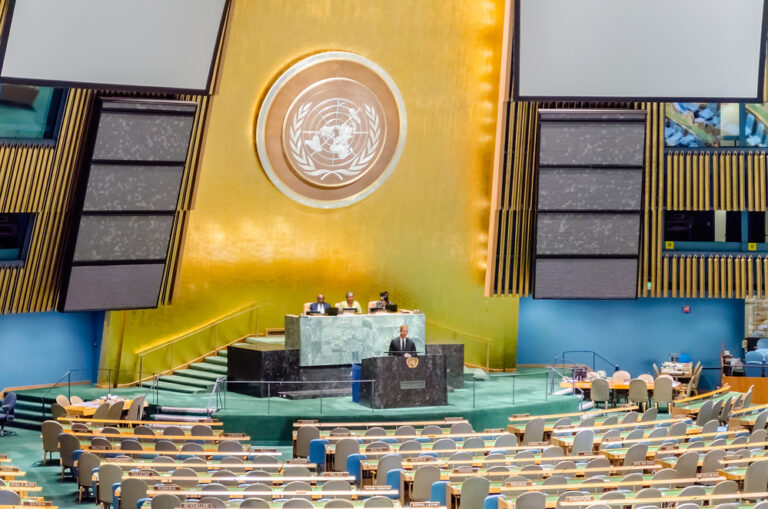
xmin=388 ymin=324 xmax=417 ymax=357
xmin=307 ymin=294 xmax=331 ymax=314
xmin=336 ymin=291 xmax=362 ymax=314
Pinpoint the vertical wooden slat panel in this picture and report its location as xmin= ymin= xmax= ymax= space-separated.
xmin=713 ymin=256 xmax=721 ymax=298
xmin=675 ymin=155 xmax=682 ymax=210
xmin=691 ymin=255 xmax=698 ymax=298
xmin=735 ymin=153 xmax=741 ymax=211
xmin=666 ymin=153 xmax=673 ymax=210
xmin=705 ymin=155 xmax=711 ymax=210
xmin=725 ymin=154 xmax=732 ymax=210
xmin=653 ymin=106 xmax=664 ymax=296
xmin=671 ymin=255 xmax=678 ymax=298
xmin=757 ymin=256 xmax=763 ymax=299
xmin=760 ymin=155 xmax=766 ymax=211
xmin=764 ymin=258 xmax=768 ymax=300
xmin=748 ymin=256 xmax=754 ymax=299
xmin=692 ymin=152 xmax=699 ymax=211
xmin=748 ymin=154 xmax=755 ymax=211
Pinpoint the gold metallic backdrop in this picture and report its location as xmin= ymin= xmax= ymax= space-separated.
xmin=100 ymin=0 xmax=519 ymax=383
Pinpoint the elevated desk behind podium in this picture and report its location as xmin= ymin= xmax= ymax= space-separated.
xmin=359 ymin=355 xmax=447 ymax=408
xmin=285 ymin=313 xmax=426 ymax=367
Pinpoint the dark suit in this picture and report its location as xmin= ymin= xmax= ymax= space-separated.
xmin=388 ymin=336 xmax=417 ymax=356
xmin=309 ymin=302 xmax=330 ymax=313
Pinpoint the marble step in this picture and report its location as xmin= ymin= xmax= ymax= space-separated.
xmin=204 ymin=356 xmax=228 ymax=367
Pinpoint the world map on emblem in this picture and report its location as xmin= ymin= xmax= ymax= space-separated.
xmin=283 ymin=78 xmax=386 ymax=188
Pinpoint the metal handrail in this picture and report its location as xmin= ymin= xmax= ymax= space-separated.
xmin=425 ymin=319 xmax=492 ymax=371
xmin=136 ymin=302 xmax=261 ymax=356
xmin=39 ymin=368 xmax=114 ymax=419
xmin=136 ymin=302 xmax=260 ymax=383
xmin=556 ymin=350 xmax=619 ymax=373
xmin=206 ymin=377 xmax=226 ymax=413
xmin=547 ymin=365 xmax=588 ymax=404
xmin=40 ymin=370 xmax=72 ymax=420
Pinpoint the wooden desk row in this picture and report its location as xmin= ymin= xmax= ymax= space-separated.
xmin=58 ymin=416 xmax=223 ymax=427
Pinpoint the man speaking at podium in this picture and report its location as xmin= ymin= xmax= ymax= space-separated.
xmin=388 ymin=324 xmax=417 ymax=357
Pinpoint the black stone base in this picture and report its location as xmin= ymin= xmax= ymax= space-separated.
xmin=227 ymin=344 xmax=352 ymax=398
xmin=426 ymin=344 xmax=464 ymax=389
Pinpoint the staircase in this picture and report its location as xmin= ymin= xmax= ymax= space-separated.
xmin=139 ymin=335 xmax=284 ymax=394
xmin=12 ymin=394 xmax=52 ymax=430
xmin=10 ymin=335 xmax=285 ymax=430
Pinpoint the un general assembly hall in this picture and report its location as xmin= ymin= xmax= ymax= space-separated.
xmin=4 ymin=1 xmax=768 ymax=509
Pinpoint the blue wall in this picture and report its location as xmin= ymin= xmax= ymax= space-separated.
xmin=517 ymin=298 xmax=745 ymax=391
xmin=0 ymin=311 xmax=104 ymax=391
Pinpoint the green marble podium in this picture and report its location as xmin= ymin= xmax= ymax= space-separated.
xmin=284 ymin=313 xmax=426 ymax=367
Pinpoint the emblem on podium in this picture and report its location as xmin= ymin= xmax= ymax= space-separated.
xmin=406 ymin=356 xmax=419 ymax=368
xmin=255 ymin=51 xmax=406 ymax=208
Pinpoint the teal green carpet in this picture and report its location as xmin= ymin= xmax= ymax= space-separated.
xmin=5 ymin=369 xmax=578 ymax=509
xmin=15 ymin=369 xmax=580 ymax=442
xmin=0 ymin=429 xmax=293 ymax=509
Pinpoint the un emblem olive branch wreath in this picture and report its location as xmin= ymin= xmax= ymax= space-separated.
xmin=288 ymin=101 xmax=381 ymax=181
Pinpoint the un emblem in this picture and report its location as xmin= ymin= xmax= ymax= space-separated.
xmin=285 ymin=82 xmax=384 ymax=187
xmin=256 ymin=52 xmax=406 ymax=208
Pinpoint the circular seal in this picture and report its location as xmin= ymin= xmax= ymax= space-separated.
xmin=256 ymin=52 xmax=407 ymax=208
xmin=406 ymin=356 xmax=419 ymax=368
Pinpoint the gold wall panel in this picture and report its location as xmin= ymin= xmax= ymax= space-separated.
xmin=661 ymin=254 xmax=765 ymax=299
xmin=665 ymin=152 xmax=768 ymax=212
xmin=0 ymin=89 xmax=93 ymax=313
xmin=100 ymin=0 xmax=519 ymax=383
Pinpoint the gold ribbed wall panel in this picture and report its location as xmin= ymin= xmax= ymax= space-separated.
xmin=639 ymin=103 xmax=665 ymax=297
xmin=0 ymin=0 xmax=222 ymax=312
xmin=158 ymin=94 xmax=210 ymax=304
xmin=0 ymin=89 xmax=210 ymax=312
xmin=659 ymin=254 xmax=768 ymax=299
xmin=490 ymin=101 xmax=539 ymax=296
xmin=489 ymin=101 xmax=658 ymax=297
xmin=665 ymin=152 xmax=767 ymax=212
xmin=655 ymin=151 xmax=768 ymax=298
xmin=0 ymin=89 xmax=93 ymax=313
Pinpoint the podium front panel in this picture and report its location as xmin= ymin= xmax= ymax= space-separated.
xmin=360 ymin=355 xmax=447 ymax=408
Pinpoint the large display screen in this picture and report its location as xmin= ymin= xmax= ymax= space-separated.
xmin=516 ymin=0 xmax=767 ymax=100
xmin=0 ymin=0 xmax=227 ymax=92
